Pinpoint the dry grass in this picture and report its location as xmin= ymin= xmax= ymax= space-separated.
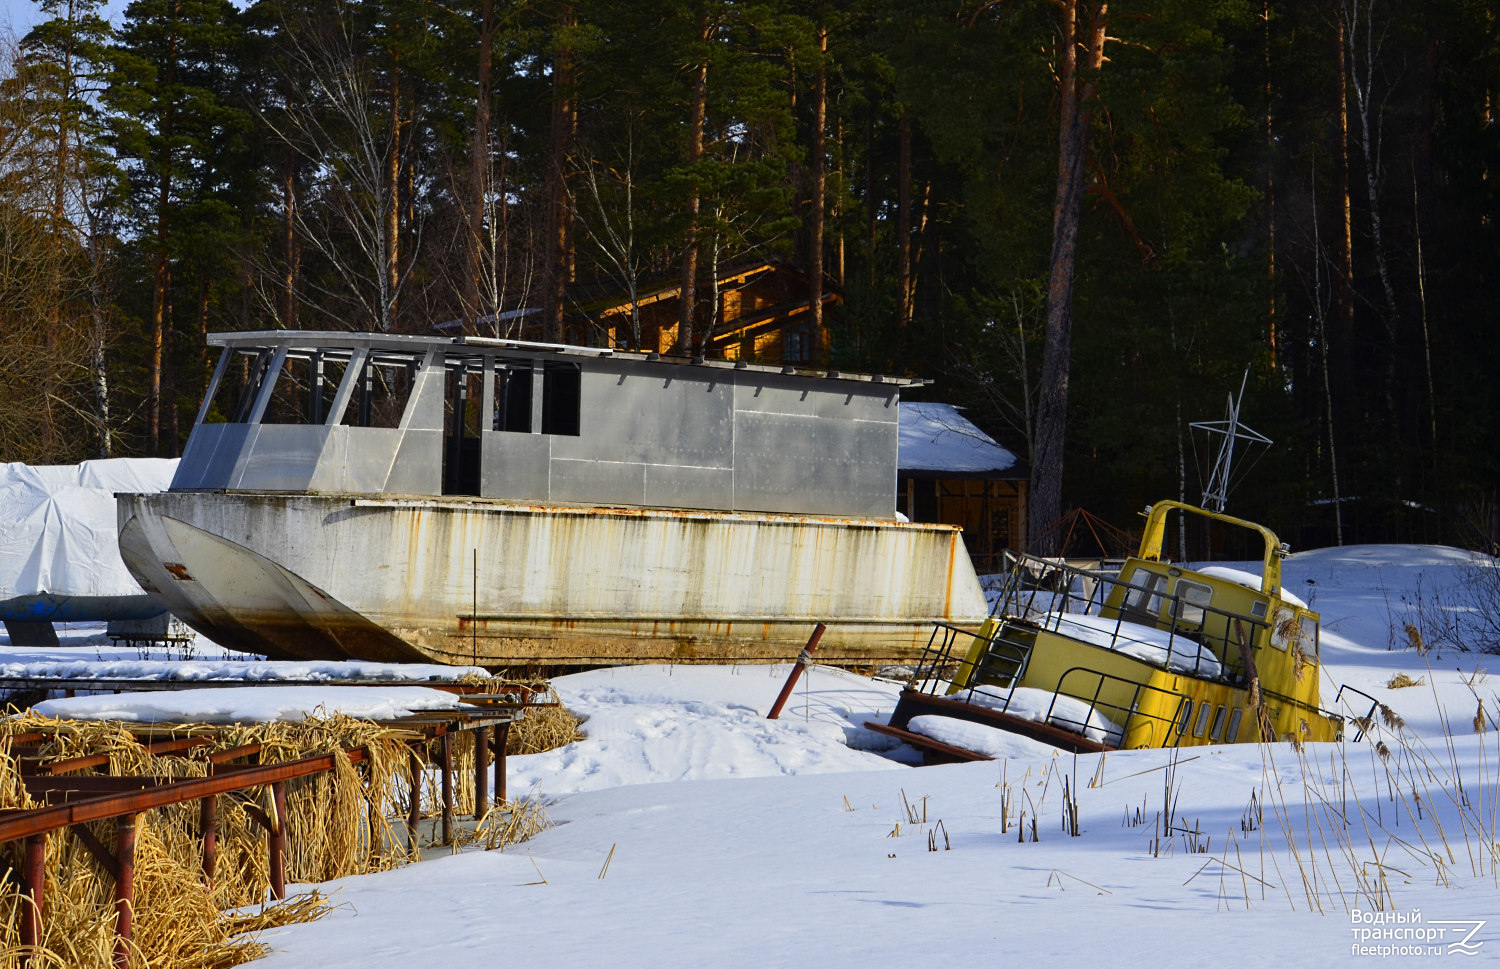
xmin=1386 ymin=672 xmax=1425 ymax=689
xmin=0 ymin=687 xmax=578 ymax=969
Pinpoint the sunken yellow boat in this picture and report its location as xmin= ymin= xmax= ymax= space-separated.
xmin=869 ymin=501 xmax=1345 ymax=758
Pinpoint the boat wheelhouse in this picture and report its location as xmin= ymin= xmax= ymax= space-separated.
xmin=867 ymin=501 xmax=1347 ymax=757
xmin=118 ymin=331 xmax=988 ymax=666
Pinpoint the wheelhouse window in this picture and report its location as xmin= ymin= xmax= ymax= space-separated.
xmin=341 ymin=354 xmax=418 ymax=429
xmin=1173 ymin=580 xmax=1213 ymax=626
xmin=493 ymin=363 xmax=533 ymax=433
xmin=541 ymin=362 xmax=581 ymax=436
xmin=205 ymin=349 xmax=274 ymax=423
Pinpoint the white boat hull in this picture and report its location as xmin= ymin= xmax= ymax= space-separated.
xmin=118 ymin=492 xmax=987 ymax=666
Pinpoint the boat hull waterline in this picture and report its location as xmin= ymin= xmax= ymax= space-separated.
xmin=118 ymin=492 xmax=989 ymax=666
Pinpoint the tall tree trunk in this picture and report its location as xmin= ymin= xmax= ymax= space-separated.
xmin=1028 ymin=0 xmax=1107 ymax=555
xmin=678 ymin=9 xmax=709 ymax=355
xmin=809 ymin=26 xmax=827 ymax=364
xmin=1263 ymin=1 xmax=1277 ymax=365
xmin=1335 ymin=7 xmax=1355 ymax=418
xmin=896 ymin=109 xmax=912 ymax=329
xmin=1345 ymin=0 xmax=1401 ymax=436
xmin=281 ymin=155 xmax=299 ymax=328
xmin=544 ymin=7 xmax=575 ymax=343
xmin=384 ymin=71 xmax=401 ymax=331
xmin=466 ymin=0 xmax=495 ymax=332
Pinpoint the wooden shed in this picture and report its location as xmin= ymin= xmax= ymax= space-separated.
xmin=898 ymin=402 xmax=1027 ymax=572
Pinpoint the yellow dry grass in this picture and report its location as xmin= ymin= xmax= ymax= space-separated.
xmin=0 ymin=682 xmax=576 ymax=969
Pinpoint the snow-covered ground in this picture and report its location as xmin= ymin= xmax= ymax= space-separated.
xmin=5 ymin=545 xmax=1500 ymax=966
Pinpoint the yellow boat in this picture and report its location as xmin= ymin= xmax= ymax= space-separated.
xmin=867 ymin=501 xmax=1345 ymax=759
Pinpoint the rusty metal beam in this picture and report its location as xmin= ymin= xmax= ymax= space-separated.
xmin=440 ymin=733 xmax=453 ymax=846
xmin=0 ymin=751 xmax=360 ymax=843
xmin=473 ymin=725 xmax=490 ymax=819
xmin=201 ymin=796 xmax=217 ymax=886
xmin=34 ymin=736 xmax=214 ymax=776
xmin=269 ymin=783 xmax=287 ymax=901
xmin=113 ymin=815 xmax=138 ymax=968
xmin=495 ymin=722 xmax=510 ymax=805
xmin=406 ymin=748 xmax=423 ymax=853
xmin=21 ymin=834 xmax=44 ymax=961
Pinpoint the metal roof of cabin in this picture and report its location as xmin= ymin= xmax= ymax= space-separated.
xmin=207 ymin=330 xmax=925 ymax=388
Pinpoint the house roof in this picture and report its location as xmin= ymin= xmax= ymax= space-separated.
xmin=898 ymin=402 xmax=1022 ymax=478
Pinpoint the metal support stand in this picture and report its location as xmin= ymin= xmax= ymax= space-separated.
xmin=473 ymin=725 xmax=490 ymax=819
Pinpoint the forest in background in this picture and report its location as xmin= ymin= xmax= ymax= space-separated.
xmin=0 ymin=0 xmax=1496 ymax=552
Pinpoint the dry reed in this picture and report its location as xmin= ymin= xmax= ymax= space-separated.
xmin=0 ymin=685 xmax=578 ymax=969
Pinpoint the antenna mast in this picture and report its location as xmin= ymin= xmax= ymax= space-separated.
xmin=1190 ymin=365 xmax=1272 ymax=513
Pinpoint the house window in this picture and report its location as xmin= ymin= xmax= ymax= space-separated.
xmin=784 ymin=325 xmax=811 ymax=363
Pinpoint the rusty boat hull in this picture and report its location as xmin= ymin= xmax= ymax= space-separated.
xmin=118 ymin=491 xmax=988 ymax=666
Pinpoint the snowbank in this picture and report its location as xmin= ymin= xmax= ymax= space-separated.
xmin=31 ymin=684 xmax=462 ymax=724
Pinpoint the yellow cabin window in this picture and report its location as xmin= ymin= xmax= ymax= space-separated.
xmin=1210 ymin=706 xmax=1227 ymax=742
xmin=1194 ymin=703 xmax=1212 ymax=737
xmin=1176 ymin=700 xmax=1194 ymax=737
xmin=1227 ymin=709 xmax=1243 ymax=742
xmin=1174 ymin=580 xmax=1213 ymax=626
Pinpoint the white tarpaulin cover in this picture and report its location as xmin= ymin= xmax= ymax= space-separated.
xmin=0 ymin=459 xmax=178 ymax=598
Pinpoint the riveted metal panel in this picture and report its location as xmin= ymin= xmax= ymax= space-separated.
xmin=732 ymin=373 xmax=899 ymax=423
xmin=549 ymin=458 xmax=647 ymax=505
xmin=551 ymin=363 xmax=734 ymax=468
xmin=642 ymin=463 xmax=734 ymax=509
xmin=479 ymin=431 xmax=551 ymax=500
xmin=732 ymin=411 xmax=894 ymax=517
xmin=384 ymin=430 xmax=442 ymax=495
xmin=307 ymin=426 xmax=406 ymax=494
xmin=229 ymin=425 xmax=328 ymax=492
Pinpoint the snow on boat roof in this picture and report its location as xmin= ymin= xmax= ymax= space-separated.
xmin=898 ymin=402 xmax=1019 ymax=476
xmin=1196 ymin=565 xmax=1309 ymax=608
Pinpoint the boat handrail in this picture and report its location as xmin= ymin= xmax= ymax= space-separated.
xmin=992 ymin=552 xmax=1273 ymax=681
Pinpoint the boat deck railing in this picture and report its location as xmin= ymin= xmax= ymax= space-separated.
xmin=988 ymin=552 xmax=1272 ymax=683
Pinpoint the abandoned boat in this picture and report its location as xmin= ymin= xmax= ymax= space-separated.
xmin=116 ymin=330 xmax=988 ymax=666
xmin=866 ymin=501 xmax=1346 ymax=759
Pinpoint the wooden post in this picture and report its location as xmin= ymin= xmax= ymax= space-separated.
xmin=440 ymin=732 xmax=454 ymax=846
xmin=407 ymin=747 xmax=423 ymax=854
xmin=268 ymin=782 xmax=287 ymax=901
xmin=473 ymin=725 xmax=490 ymax=819
xmin=21 ymin=833 xmax=45 ymax=963
xmin=200 ymin=795 xmax=217 ymax=886
xmin=495 ymin=722 xmax=510 ymax=805
xmin=113 ymin=815 xmax=138 ymax=968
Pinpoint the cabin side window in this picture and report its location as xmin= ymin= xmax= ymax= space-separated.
xmin=493 ymin=364 xmax=533 ymax=433
xmin=340 ymin=356 xmax=416 ymax=429
xmin=1123 ymin=569 xmax=1167 ymax=617
xmin=1193 ymin=703 xmax=1212 ymax=738
xmin=205 ymin=349 xmax=274 ymax=423
xmin=1173 ymin=580 xmax=1213 ymax=626
xmin=1300 ymin=615 xmax=1319 ymax=661
xmin=541 ymin=362 xmax=582 ymax=436
xmin=263 ymin=352 xmax=348 ymax=425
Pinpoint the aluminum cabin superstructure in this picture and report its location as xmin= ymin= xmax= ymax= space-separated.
xmin=118 ymin=331 xmax=987 ymax=665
